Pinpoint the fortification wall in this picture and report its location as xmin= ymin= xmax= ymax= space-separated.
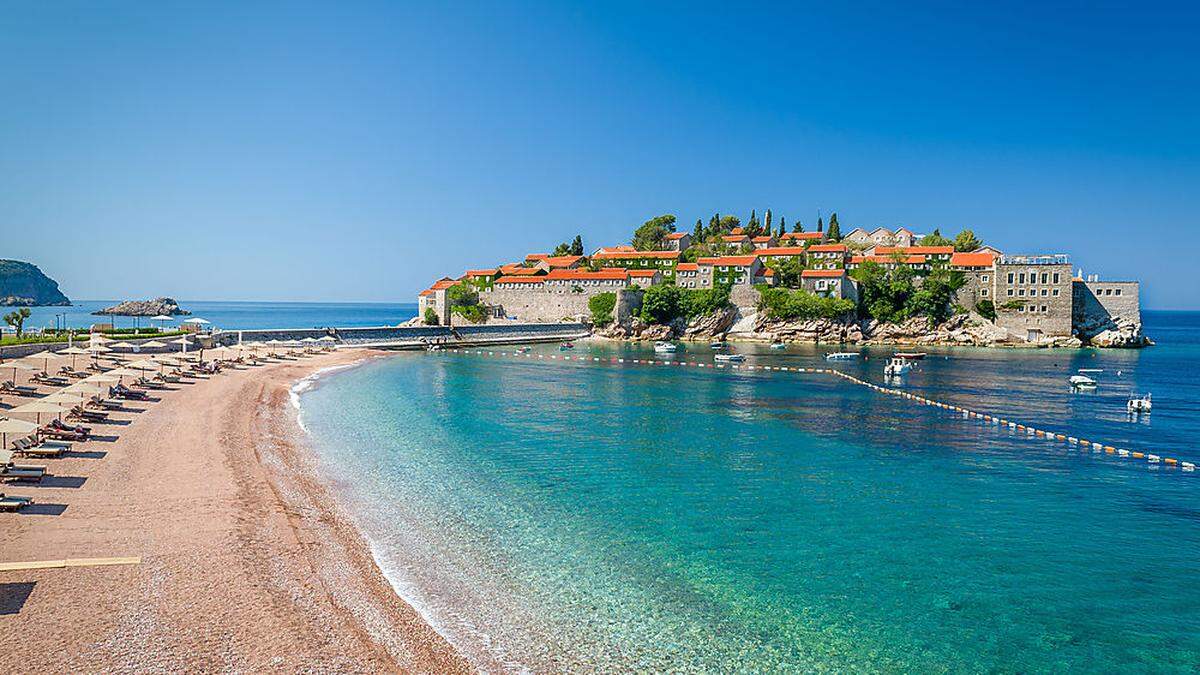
xmin=480 ymin=287 xmax=597 ymax=323
xmin=1073 ymin=281 xmax=1140 ymax=326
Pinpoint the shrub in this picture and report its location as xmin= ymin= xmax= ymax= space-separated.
xmin=975 ymin=299 xmax=996 ymax=321
xmin=423 ymin=307 xmax=439 ymax=325
xmin=447 ymin=282 xmax=487 ymax=324
xmin=756 ymin=286 xmax=855 ymax=320
xmin=999 ymin=299 xmax=1026 ymax=311
xmin=588 ymin=292 xmax=617 ymax=327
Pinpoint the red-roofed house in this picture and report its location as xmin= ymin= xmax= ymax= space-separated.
xmin=591 ymin=249 xmax=680 ymax=283
xmin=800 ymin=269 xmax=858 ymax=302
xmin=696 ymin=255 xmax=763 ymax=287
xmin=533 ymin=255 xmax=585 ymax=271
xmin=869 ymin=245 xmax=954 ymax=263
xmin=950 ymin=251 xmax=998 ymax=309
xmin=463 ymin=268 xmax=500 ymax=291
xmin=591 ymin=244 xmax=636 ymax=256
xmin=751 ymin=235 xmax=777 ymax=250
xmin=778 ymin=231 xmax=825 ymax=245
xmin=846 ymin=254 xmax=931 ymax=271
xmin=663 ymin=231 xmax=692 ymax=252
xmin=720 ymin=234 xmax=751 ymax=250
xmin=417 ymin=277 xmax=458 ymax=324
xmin=675 ymin=262 xmax=701 ymax=288
xmin=806 ymin=243 xmax=849 ymax=270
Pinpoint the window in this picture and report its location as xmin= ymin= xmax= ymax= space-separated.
xmin=1007 ymin=272 xmax=1014 ymax=283
xmin=981 ymin=288 xmax=989 ymax=297
xmin=1115 ymin=289 xmax=1122 ymax=296
xmin=1018 ymin=306 xmax=1025 ymax=313
xmin=1041 ymin=289 xmax=1048 ymax=296
xmin=1052 ymin=289 xmax=1060 ymax=297
xmin=1053 ymin=273 xmax=1060 ymax=284
xmin=1007 ymin=289 xmax=1014 ymax=297
xmin=1041 ymin=305 xmax=1048 ymax=313
xmin=1018 ymin=289 xmax=1025 ymax=296
xmin=1041 ymin=273 xmax=1048 ymax=284
xmin=981 ymin=275 xmax=989 ymax=283
xmin=1019 ymin=273 xmax=1026 ymax=283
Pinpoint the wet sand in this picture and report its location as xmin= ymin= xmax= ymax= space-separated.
xmin=0 ymin=350 xmax=470 ymax=673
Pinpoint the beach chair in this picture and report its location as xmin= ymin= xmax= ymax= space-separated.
xmin=0 ymin=493 xmax=34 ymax=512
xmin=43 ymin=419 xmax=91 ymax=440
xmin=12 ymin=436 xmax=68 ymax=458
xmin=68 ymin=406 xmax=108 ymax=423
xmin=0 ymin=449 xmax=46 ymax=482
xmin=0 ymin=380 xmax=39 ymax=397
xmin=88 ymin=395 xmax=123 ymax=411
xmin=31 ymin=372 xmax=69 ymax=386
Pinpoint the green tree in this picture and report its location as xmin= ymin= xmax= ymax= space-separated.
xmin=746 ymin=209 xmax=760 ymax=236
xmin=588 ymin=292 xmax=617 ymax=327
xmin=423 ymin=307 xmax=439 ymax=325
xmin=816 ymin=216 xmax=824 ymax=233
xmin=768 ymin=256 xmax=805 ymax=288
xmin=975 ymin=299 xmax=996 ymax=321
xmin=552 ymin=242 xmax=571 ymax=256
xmin=792 ymin=220 xmax=804 ymax=233
xmin=756 ymin=286 xmax=855 ymax=320
xmin=693 ymin=219 xmax=703 ymax=242
xmin=639 ymin=284 xmax=684 ymax=324
xmin=827 ymin=213 xmax=842 ymax=242
xmin=777 ymin=217 xmax=787 ymax=239
xmin=3 ymin=308 xmax=32 ymax=338
xmin=570 ymin=235 xmax=584 ymax=256
xmin=953 ymin=229 xmax=981 ymax=252
xmin=919 ymin=228 xmax=953 ymax=247
xmin=764 ymin=209 xmax=773 ymax=234
xmin=447 ymin=283 xmax=487 ymax=323
xmin=632 ymin=214 xmax=677 ymax=251
xmin=718 ymin=214 xmax=741 ymax=234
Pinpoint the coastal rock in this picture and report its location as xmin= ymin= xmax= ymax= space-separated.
xmin=1074 ymin=314 xmax=1149 ymax=348
xmin=0 ymin=259 xmax=70 ymax=306
xmin=683 ymin=306 xmax=738 ymax=339
xmin=753 ymin=316 xmax=862 ymax=344
xmin=94 ymin=297 xmax=191 ymax=317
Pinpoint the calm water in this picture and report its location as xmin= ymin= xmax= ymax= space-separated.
xmin=16 ymin=300 xmax=417 ymax=332
xmin=299 ymin=311 xmax=1200 ymax=672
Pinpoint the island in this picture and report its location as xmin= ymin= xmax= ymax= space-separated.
xmin=415 ymin=212 xmax=1149 ymax=348
xmin=0 ymin=259 xmax=71 ymax=306
xmin=93 ymin=297 xmax=192 ymax=317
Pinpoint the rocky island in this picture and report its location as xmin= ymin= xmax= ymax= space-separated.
xmin=0 ymin=259 xmax=71 ymax=306
xmin=94 ymin=297 xmax=192 ymax=317
xmin=415 ymin=212 xmax=1148 ymax=349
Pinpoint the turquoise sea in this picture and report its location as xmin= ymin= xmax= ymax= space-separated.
xmin=15 ymin=300 xmax=418 ymax=332
xmin=297 ymin=311 xmax=1200 ymax=672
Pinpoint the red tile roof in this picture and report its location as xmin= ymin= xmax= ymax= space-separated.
xmin=721 ymin=235 xmax=750 ymax=242
xmin=544 ymin=268 xmax=628 ymax=281
xmin=761 ymin=268 xmax=775 ymax=277
xmin=950 ymin=252 xmax=996 ymax=268
xmin=801 ymin=269 xmax=847 ymax=278
xmin=675 ymin=262 xmax=699 ymax=272
xmin=541 ymin=255 xmax=583 ymax=268
xmin=779 ymin=232 xmax=823 ymax=241
xmin=664 ymin=232 xmax=688 ymax=240
xmin=591 ymin=250 xmax=680 ymax=260
xmin=627 ymin=269 xmax=659 ymax=278
xmin=494 ymin=276 xmax=546 ymax=285
xmin=463 ymin=269 xmax=498 ymax=277
xmin=729 ymin=227 xmax=744 ymax=235
xmin=850 ymin=254 xmax=928 ymax=265
xmin=594 ymin=245 xmax=637 ymax=255
xmin=698 ymin=256 xmax=757 ymax=267
xmin=754 ymin=247 xmax=807 ymax=257
xmin=503 ymin=267 xmax=544 ymax=276
xmin=525 ymin=253 xmax=549 ymax=262
xmin=808 ymin=244 xmax=848 ymax=253
xmin=752 ymin=235 xmax=774 ymax=243
xmin=874 ymin=245 xmax=954 ymax=255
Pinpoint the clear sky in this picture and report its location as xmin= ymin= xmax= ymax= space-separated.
xmin=2 ymin=2 xmax=1197 ymax=308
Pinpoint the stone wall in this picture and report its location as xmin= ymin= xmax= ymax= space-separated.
xmin=614 ymin=289 xmax=643 ymax=325
xmin=481 ymin=286 xmax=604 ymax=324
xmin=993 ymin=261 xmax=1073 ymax=338
xmin=953 ymin=269 xmax=992 ymax=312
xmin=212 ymin=323 xmax=588 ymax=348
xmin=1073 ymin=280 xmax=1140 ymax=326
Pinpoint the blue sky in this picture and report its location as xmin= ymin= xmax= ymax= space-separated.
xmin=2 ymin=2 xmax=1197 ymax=308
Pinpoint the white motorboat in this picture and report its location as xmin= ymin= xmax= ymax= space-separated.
xmin=714 ymin=353 xmax=745 ymax=363
xmin=654 ymin=341 xmax=680 ymax=353
xmin=769 ymin=343 xmax=787 ymax=350
xmin=709 ymin=341 xmax=726 ymax=350
xmin=825 ymin=352 xmax=859 ymax=361
xmin=1127 ymin=392 xmax=1152 ymax=413
xmin=1069 ymin=374 xmax=1097 ymax=389
xmin=884 ymin=357 xmax=912 ymax=377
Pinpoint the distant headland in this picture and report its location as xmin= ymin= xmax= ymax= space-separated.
xmin=93 ymin=297 xmax=191 ymax=317
xmin=416 ymin=212 xmax=1149 ymax=348
xmin=0 ymin=259 xmax=70 ymax=306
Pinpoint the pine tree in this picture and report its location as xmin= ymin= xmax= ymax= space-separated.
xmin=570 ymin=235 xmax=584 ymax=256
xmin=827 ymin=213 xmax=841 ymax=242
xmin=777 ymin=218 xmax=786 ymax=239
xmin=817 ymin=216 xmax=824 ymax=233
xmin=709 ymin=213 xmax=720 ymax=240
xmin=793 ymin=220 xmax=804 ymax=233
xmin=694 ymin=218 xmax=703 ymax=241
xmin=747 ymin=209 xmax=759 ymax=236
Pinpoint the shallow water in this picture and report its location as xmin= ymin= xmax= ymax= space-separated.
xmin=17 ymin=299 xmax=417 ymax=331
xmin=300 ymin=311 xmax=1200 ymax=671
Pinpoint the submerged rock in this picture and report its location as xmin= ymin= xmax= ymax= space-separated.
xmin=94 ymin=297 xmax=191 ymax=317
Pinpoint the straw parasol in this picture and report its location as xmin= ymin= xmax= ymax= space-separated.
xmin=58 ymin=346 xmax=89 ymax=369
xmin=43 ymin=391 xmax=90 ymax=406
xmin=9 ymin=400 xmax=70 ymax=424
xmin=0 ymin=417 xmax=38 ymax=449
xmin=24 ymin=350 xmax=66 ymax=375
xmin=139 ymin=340 xmax=168 ymax=349
xmin=89 ymin=333 xmax=112 ymax=343
xmin=3 ymin=359 xmax=36 ymax=384
xmin=88 ymin=343 xmax=113 ymax=354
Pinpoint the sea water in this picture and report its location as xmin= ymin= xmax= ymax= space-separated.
xmin=299 ymin=312 xmax=1200 ymax=671
xmin=16 ymin=300 xmax=417 ymax=332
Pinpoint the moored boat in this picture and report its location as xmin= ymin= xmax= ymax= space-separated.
xmin=1127 ymin=392 xmax=1152 ymax=413
xmin=654 ymin=341 xmax=680 ymax=353
xmin=714 ymin=353 xmax=745 ymax=362
xmin=559 ymin=342 xmax=574 ymax=350
xmin=1069 ymin=374 xmax=1097 ymax=389
xmin=769 ymin=342 xmax=787 ymax=350
xmin=884 ymin=357 xmax=912 ymax=377
xmin=894 ymin=352 xmax=927 ymax=360
xmin=825 ymin=352 xmax=859 ymax=360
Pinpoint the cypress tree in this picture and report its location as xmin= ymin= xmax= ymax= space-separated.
xmin=827 ymin=213 xmax=841 ymax=242
xmin=747 ymin=209 xmax=759 ymax=236
xmin=817 ymin=216 xmax=824 ymax=233
xmin=694 ymin=218 xmax=703 ymax=241
xmin=765 ymin=209 xmax=773 ymax=234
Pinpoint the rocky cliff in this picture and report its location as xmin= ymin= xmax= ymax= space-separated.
xmin=94 ymin=297 xmax=191 ymax=317
xmin=0 ymin=259 xmax=70 ymax=306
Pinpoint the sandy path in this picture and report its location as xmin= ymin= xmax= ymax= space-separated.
xmin=0 ymin=350 xmax=471 ymax=673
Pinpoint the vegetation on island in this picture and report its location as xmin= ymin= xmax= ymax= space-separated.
xmin=552 ymin=235 xmax=585 ymax=257
xmin=0 ymin=259 xmax=71 ymax=306
xmin=588 ymin=292 xmax=616 ymax=327
xmin=755 ymin=287 xmax=855 ymax=320
xmin=850 ymin=261 xmax=965 ymax=324
xmin=639 ymin=284 xmax=731 ymax=324
xmin=632 ymin=215 xmax=678 ymax=251
xmin=423 ymin=307 xmax=439 ymax=325
xmin=447 ymin=283 xmax=487 ymax=323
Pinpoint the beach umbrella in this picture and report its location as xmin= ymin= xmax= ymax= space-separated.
xmin=58 ymin=346 xmax=89 ymax=369
xmin=44 ymin=391 xmax=90 ymax=406
xmin=63 ymin=381 xmax=106 ymax=395
xmin=23 ymin=350 xmax=66 ymax=375
xmin=3 ymin=359 xmax=35 ymax=385
xmin=9 ymin=400 xmax=70 ymax=424
xmin=83 ymin=374 xmax=120 ymax=384
xmin=0 ymin=417 xmax=38 ymax=450
xmin=182 ymin=318 xmax=210 ymax=326
xmin=88 ymin=333 xmax=112 ymax=344
xmin=151 ymin=315 xmax=174 ymax=330
xmin=139 ymin=340 xmax=168 ymax=349
xmin=88 ymin=343 xmax=113 ymax=354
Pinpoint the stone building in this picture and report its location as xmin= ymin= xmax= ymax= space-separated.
xmin=949 ymin=251 xmax=996 ymax=310
xmin=751 ymin=235 xmax=777 ymax=250
xmin=806 ymin=243 xmax=848 ymax=270
xmin=417 ymin=277 xmax=457 ymax=325
xmin=696 ymin=255 xmax=764 ymax=288
xmin=842 ymin=227 xmax=916 ymax=248
xmin=992 ymin=254 xmax=1074 ymax=341
xmin=663 ymin=232 xmax=691 ymax=251
xmin=800 ymin=269 xmax=858 ymax=302
xmin=1072 ymin=276 xmax=1142 ymax=341
xmin=591 ymin=250 xmax=680 ymax=284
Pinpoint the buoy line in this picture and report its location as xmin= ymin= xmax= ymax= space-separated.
xmin=444 ymin=348 xmax=1195 ymax=474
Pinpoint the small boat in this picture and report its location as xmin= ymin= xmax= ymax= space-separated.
xmin=426 ymin=344 xmax=441 ymax=352
xmin=710 ymin=341 xmax=726 ymax=350
xmin=825 ymin=352 xmax=859 ymax=361
xmin=559 ymin=342 xmax=575 ymax=350
xmin=884 ymin=357 xmax=912 ymax=377
xmin=714 ymin=353 xmax=745 ymax=363
xmin=1069 ymin=374 xmax=1097 ymax=389
xmin=654 ymin=341 xmax=680 ymax=353
xmin=1127 ymin=392 xmax=1152 ymax=413
xmin=894 ymin=352 xmax=927 ymax=360
xmin=1079 ymin=368 xmax=1104 ymax=374
xmin=769 ymin=343 xmax=787 ymax=350
xmin=516 ymin=346 xmax=532 ymax=354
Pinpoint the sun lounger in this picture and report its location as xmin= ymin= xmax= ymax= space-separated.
xmin=68 ymin=406 xmax=108 ymax=423
xmin=88 ymin=396 xmax=123 ymax=410
xmin=31 ymin=372 xmax=69 ymax=386
xmin=155 ymin=372 xmax=181 ymax=384
xmin=0 ymin=493 xmax=34 ymax=512
xmin=0 ymin=380 xmax=39 ymax=397
xmin=12 ymin=437 xmax=68 ymax=458
xmin=110 ymin=385 xmax=148 ymax=400
xmin=43 ymin=419 xmax=90 ymax=440
xmin=58 ymin=366 xmax=88 ymax=379
xmin=0 ymin=450 xmax=46 ymax=482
